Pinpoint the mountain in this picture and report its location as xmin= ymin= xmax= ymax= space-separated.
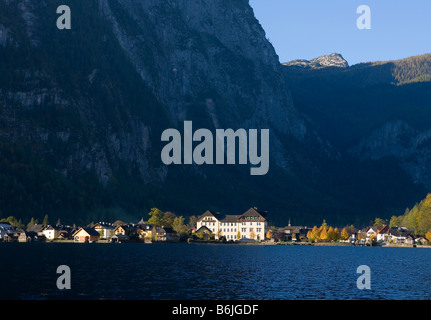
xmin=283 ymin=53 xmax=349 ymax=69
xmin=283 ymin=53 xmax=431 ymax=212
xmin=0 ymin=1 xmax=428 ymax=227
xmin=0 ymin=0 xmax=346 ymax=226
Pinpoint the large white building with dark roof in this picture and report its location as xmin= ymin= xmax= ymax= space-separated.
xmin=196 ymin=208 xmax=268 ymax=241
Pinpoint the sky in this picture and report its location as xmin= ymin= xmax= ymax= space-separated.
xmin=249 ymin=0 xmax=431 ymax=66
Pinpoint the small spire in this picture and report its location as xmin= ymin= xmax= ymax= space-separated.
xmin=288 ymin=218 xmax=291 ymax=227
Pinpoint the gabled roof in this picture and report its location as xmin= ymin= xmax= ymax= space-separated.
xmin=138 ymin=224 xmax=155 ymax=231
xmin=44 ymin=225 xmax=62 ymax=231
xmin=77 ymin=227 xmax=100 ymax=237
xmin=221 ymin=215 xmax=240 ymax=223
xmin=198 ymin=210 xmax=221 ymax=221
xmin=195 ymin=226 xmax=212 ymax=233
xmin=94 ymin=222 xmax=115 ymax=230
xmin=377 ymin=225 xmax=390 ymax=234
xmin=26 ymin=224 xmax=44 ymax=233
xmin=239 ymin=207 xmax=267 ymax=221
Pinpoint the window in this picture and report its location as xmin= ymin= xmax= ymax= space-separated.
xmin=249 ymin=228 xmax=253 ymax=232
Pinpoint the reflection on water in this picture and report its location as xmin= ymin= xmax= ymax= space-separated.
xmin=1 ymin=243 xmax=430 ymax=300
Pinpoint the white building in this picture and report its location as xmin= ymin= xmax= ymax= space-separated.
xmin=196 ymin=207 xmax=268 ymax=241
xmin=94 ymin=222 xmax=115 ymax=239
xmin=42 ymin=225 xmax=61 ymax=240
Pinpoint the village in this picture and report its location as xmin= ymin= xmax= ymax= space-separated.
xmin=0 ymin=207 xmax=430 ymax=247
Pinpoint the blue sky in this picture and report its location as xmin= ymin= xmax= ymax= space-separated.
xmin=249 ymin=0 xmax=431 ymax=65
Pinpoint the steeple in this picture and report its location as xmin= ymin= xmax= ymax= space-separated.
xmin=288 ymin=218 xmax=291 ymax=227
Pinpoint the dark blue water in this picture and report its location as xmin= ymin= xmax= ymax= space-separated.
xmin=1 ymin=243 xmax=430 ymax=300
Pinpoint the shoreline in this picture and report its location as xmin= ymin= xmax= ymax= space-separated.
xmin=3 ymin=239 xmax=430 ymax=248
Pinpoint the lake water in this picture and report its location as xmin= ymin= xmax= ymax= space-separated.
xmin=1 ymin=243 xmax=430 ymax=300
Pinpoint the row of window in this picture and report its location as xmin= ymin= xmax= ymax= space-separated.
xmin=240 ymin=228 xmax=262 ymax=233
xmin=202 ymin=222 xmax=261 ymax=226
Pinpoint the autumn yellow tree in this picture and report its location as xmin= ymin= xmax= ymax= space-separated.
xmin=307 ymin=226 xmax=320 ymax=242
xmin=327 ymin=226 xmax=335 ymax=241
xmin=333 ymin=227 xmax=340 ymax=241
xmin=266 ymin=230 xmax=273 ymax=240
xmin=425 ymin=231 xmax=431 ymax=244
xmin=250 ymin=230 xmax=256 ymax=240
xmin=341 ymin=228 xmax=350 ymax=241
xmin=319 ymin=227 xmax=328 ymax=241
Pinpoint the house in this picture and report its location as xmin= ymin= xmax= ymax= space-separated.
xmin=113 ymin=225 xmax=131 ymax=236
xmin=390 ymin=227 xmax=414 ymax=244
xmin=73 ymin=227 xmax=100 ymax=243
xmin=42 ymin=225 xmax=62 ymax=240
xmin=94 ymin=222 xmax=115 ymax=239
xmin=196 ymin=207 xmax=268 ymax=241
xmin=110 ymin=234 xmax=130 ymax=243
xmin=136 ymin=224 xmax=157 ymax=241
xmin=26 ymin=224 xmax=44 ymax=235
xmin=18 ymin=231 xmax=30 ymax=242
xmin=416 ymin=237 xmax=428 ymax=245
xmin=366 ymin=226 xmax=378 ymax=242
xmin=57 ymin=231 xmax=70 ymax=239
xmin=278 ymin=220 xmax=309 ymax=242
xmin=376 ymin=225 xmax=391 ymax=242
xmin=156 ymin=227 xmax=179 ymax=242
xmin=4 ymin=230 xmax=22 ymax=242
xmin=0 ymin=223 xmax=13 ymax=241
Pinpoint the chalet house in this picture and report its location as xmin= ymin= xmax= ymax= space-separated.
xmin=156 ymin=227 xmax=179 ymax=242
xmin=136 ymin=223 xmax=157 ymax=240
xmin=389 ymin=227 xmax=414 ymax=244
xmin=94 ymin=223 xmax=115 ymax=239
xmin=278 ymin=221 xmax=309 ymax=242
xmin=110 ymin=234 xmax=130 ymax=243
xmin=196 ymin=207 xmax=268 ymax=241
xmin=366 ymin=227 xmax=378 ymax=242
xmin=347 ymin=227 xmax=359 ymax=243
xmin=113 ymin=225 xmax=131 ymax=236
xmin=376 ymin=225 xmax=391 ymax=242
xmin=42 ymin=225 xmax=62 ymax=240
xmin=73 ymin=227 xmax=100 ymax=243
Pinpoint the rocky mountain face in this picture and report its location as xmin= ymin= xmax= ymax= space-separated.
xmin=350 ymin=120 xmax=431 ymax=188
xmin=0 ymin=0 xmax=343 ymax=225
xmin=283 ymin=53 xmax=348 ymax=69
